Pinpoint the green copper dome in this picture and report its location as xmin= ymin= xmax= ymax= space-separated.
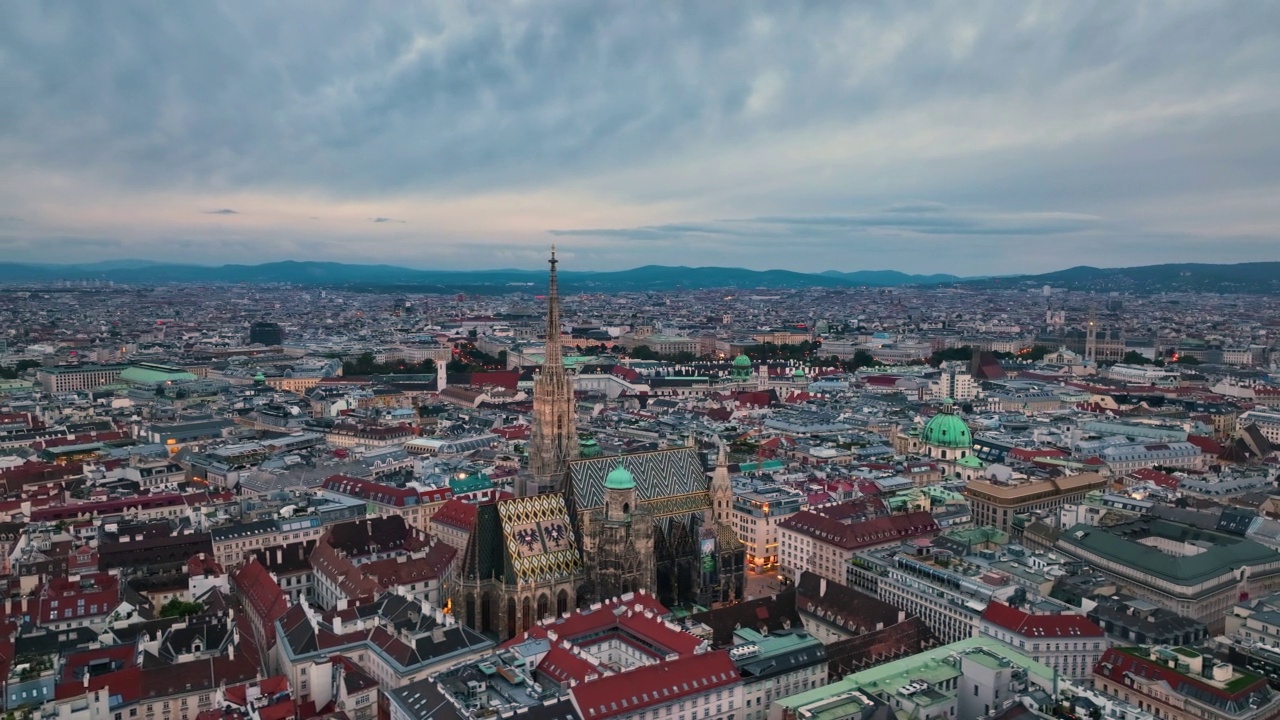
xmin=922 ymin=403 xmax=972 ymax=449
xmin=733 ymin=354 xmax=752 ymax=368
xmin=579 ymin=437 xmax=602 ymax=458
xmin=253 ymin=372 xmax=266 ymax=383
xmin=604 ymin=464 xmax=635 ymax=490
xmin=793 ymin=366 xmax=806 ymax=377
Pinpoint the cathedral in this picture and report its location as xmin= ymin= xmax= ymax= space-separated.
xmin=449 ymin=249 xmax=743 ymax=640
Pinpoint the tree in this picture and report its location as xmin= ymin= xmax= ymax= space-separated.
xmin=0 ymin=359 xmax=40 ymax=380
xmin=159 ymin=598 xmax=204 ymax=618
xmin=928 ymin=346 xmax=973 ymax=367
xmin=842 ymin=350 xmax=884 ymax=372
xmin=1121 ymin=351 xmax=1151 ymax=365
xmin=1174 ymin=355 xmax=1201 ymax=365
xmin=343 ymin=352 xmax=437 ymax=376
xmin=1018 ymin=346 xmax=1051 ymax=362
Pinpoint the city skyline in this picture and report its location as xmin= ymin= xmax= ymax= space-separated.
xmin=2 ymin=2 xmax=1279 ymax=274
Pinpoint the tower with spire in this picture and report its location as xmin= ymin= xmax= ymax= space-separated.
xmin=710 ymin=442 xmax=733 ymax=525
xmin=525 ymin=247 xmax=579 ymax=496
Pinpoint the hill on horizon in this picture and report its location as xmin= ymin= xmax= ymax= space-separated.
xmin=963 ymin=261 xmax=1280 ymax=294
xmin=0 ymin=260 xmax=961 ymax=292
xmin=1 ymin=259 xmax=1278 ymax=294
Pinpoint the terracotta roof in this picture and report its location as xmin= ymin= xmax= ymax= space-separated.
xmin=1187 ymin=435 xmax=1224 ymax=455
xmin=322 ymin=475 xmax=420 ymax=507
xmin=231 ymin=557 xmax=288 ymax=649
xmin=778 ymin=510 xmax=939 ymax=551
xmin=981 ymin=601 xmax=1103 ymax=638
xmin=1095 ymin=647 xmax=1266 ymax=710
xmin=570 ymin=651 xmax=739 ymax=720
xmin=511 ymin=594 xmax=690 ymax=656
xmin=1128 ymin=468 xmax=1181 ymax=490
xmin=431 ymin=498 xmax=479 ymax=532
xmin=537 ymin=643 xmax=601 ymax=685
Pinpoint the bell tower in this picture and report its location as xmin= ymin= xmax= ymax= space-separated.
xmin=710 ymin=442 xmax=733 ymax=525
xmin=526 ymin=247 xmax=579 ymax=496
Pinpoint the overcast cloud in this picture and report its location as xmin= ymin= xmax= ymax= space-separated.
xmin=1 ymin=1 xmax=1277 ymax=275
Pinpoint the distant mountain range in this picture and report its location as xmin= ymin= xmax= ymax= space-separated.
xmin=0 ymin=261 xmax=962 ymax=292
xmin=0 ymin=259 xmax=1277 ymax=294
xmin=961 ymin=262 xmax=1280 ymax=294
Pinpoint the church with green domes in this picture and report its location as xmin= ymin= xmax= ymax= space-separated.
xmin=920 ymin=398 xmax=982 ymax=478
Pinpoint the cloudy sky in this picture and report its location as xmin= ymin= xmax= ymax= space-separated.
xmin=2 ymin=2 xmax=1278 ymax=276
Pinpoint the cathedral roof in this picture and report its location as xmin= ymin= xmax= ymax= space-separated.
xmin=569 ymin=447 xmax=708 ymax=510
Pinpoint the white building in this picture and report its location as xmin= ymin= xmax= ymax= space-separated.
xmin=928 ymin=363 xmax=980 ymax=402
xmin=1098 ymin=442 xmax=1204 ymax=475
xmin=980 ymin=601 xmax=1108 ymax=679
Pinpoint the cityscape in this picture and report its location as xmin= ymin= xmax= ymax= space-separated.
xmin=4 ymin=5 xmax=1280 ymax=720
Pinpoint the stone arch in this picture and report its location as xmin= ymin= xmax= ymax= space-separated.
xmin=537 ymin=593 xmax=550 ymax=621
xmin=506 ymin=596 xmax=517 ymax=638
xmin=521 ymin=596 xmax=533 ymax=632
xmin=622 ymin=502 xmax=630 ymax=515
xmin=465 ymin=593 xmax=477 ymax=630
xmin=557 ymin=589 xmax=570 ymax=616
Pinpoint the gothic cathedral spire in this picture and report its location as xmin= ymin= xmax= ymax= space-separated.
xmin=710 ymin=441 xmax=733 ymax=524
xmin=527 ymin=246 xmax=579 ymax=495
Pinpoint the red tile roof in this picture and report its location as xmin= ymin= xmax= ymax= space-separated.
xmin=322 ymin=475 xmax=419 ymax=507
xmin=430 ymin=497 xmax=479 ymax=532
xmin=779 ymin=510 xmax=939 ymax=551
xmin=231 ymin=557 xmax=288 ymax=649
xmin=570 ymin=651 xmax=739 ymax=720
xmin=1095 ymin=647 xmax=1265 ymax=708
xmin=1187 ymin=435 xmax=1224 ymax=455
xmin=982 ymin=602 xmax=1103 ymax=638
xmin=536 ymin=643 xmax=601 ymax=685
xmin=1128 ymin=468 xmax=1181 ymax=490
xmin=510 ymin=594 xmax=685 ymax=655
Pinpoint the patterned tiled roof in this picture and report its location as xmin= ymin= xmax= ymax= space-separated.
xmin=569 ymin=447 xmax=707 ymax=510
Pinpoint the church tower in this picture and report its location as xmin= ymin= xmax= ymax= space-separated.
xmin=526 ymin=247 xmax=578 ymax=496
xmin=710 ymin=442 xmax=733 ymax=525
xmin=587 ymin=464 xmax=654 ymax=600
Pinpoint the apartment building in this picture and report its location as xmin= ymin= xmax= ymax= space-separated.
xmin=36 ymin=364 xmax=127 ymax=393
xmin=1098 ymin=441 xmax=1204 ymax=474
xmin=980 ymin=601 xmax=1108 ymax=679
xmin=965 ymin=473 xmax=1110 ymax=534
xmin=1095 ymin=646 xmax=1280 ymax=720
xmin=774 ymin=637 xmax=1059 ymax=720
xmin=777 ymin=510 xmax=939 ymax=585
xmin=732 ymin=485 xmax=807 ymax=571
